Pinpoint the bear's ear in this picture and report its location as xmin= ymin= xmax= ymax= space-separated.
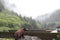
xmin=23 ymin=28 xmax=27 ymax=31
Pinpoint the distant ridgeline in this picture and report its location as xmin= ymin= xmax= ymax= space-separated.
xmin=0 ymin=10 xmax=41 ymax=32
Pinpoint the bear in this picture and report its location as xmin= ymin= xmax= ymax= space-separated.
xmin=14 ymin=28 xmax=27 ymax=40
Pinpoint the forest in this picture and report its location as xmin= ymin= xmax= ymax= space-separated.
xmin=0 ymin=0 xmax=41 ymax=32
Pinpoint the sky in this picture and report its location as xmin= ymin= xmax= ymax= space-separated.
xmin=5 ymin=0 xmax=60 ymax=18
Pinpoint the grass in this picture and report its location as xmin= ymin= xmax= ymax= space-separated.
xmin=0 ymin=38 xmax=14 ymax=40
xmin=0 ymin=27 xmax=16 ymax=32
xmin=0 ymin=27 xmax=10 ymax=32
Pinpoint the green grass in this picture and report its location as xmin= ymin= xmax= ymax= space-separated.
xmin=0 ymin=26 xmax=18 ymax=32
xmin=0 ymin=27 xmax=10 ymax=32
xmin=0 ymin=38 xmax=14 ymax=40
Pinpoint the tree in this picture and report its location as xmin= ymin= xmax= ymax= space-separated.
xmin=46 ymin=22 xmax=57 ymax=30
xmin=0 ymin=0 xmax=5 ymax=11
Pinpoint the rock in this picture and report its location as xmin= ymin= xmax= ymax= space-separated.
xmin=18 ymin=35 xmax=42 ymax=40
xmin=31 ymin=36 xmax=41 ymax=40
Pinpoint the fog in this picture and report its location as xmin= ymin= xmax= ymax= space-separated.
xmin=4 ymin=0 xmax=60 ymax=18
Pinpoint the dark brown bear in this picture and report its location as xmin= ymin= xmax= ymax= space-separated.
xmin=14 ymin=28 xmax=26 ymax=40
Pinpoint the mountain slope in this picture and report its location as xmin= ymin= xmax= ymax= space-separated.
xmin=36 ymin=9 xmax=60 ymax=30
xmin=36 ymin=9 xmax=60 ymax=24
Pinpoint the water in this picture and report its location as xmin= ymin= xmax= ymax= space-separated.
xmin=19 ymin=36 xmax=41 ymax=40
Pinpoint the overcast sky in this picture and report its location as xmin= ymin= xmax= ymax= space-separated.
xmin=5 ymin=0 xmax=60 ymax=18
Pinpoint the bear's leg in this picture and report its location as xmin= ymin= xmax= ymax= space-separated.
xmin=21 ymin=34 xmax=25 ymax=39
xmin=14 ymin=34 xmax=19 ymax=40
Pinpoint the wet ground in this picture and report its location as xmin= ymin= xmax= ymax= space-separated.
xmin=19 ymin=35 xmax=42 ymax=40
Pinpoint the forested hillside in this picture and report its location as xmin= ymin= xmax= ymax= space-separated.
xmin=0 ymin=0 xmax=42 ymax=32
xmin=0 ymin=11 xmax=21 ymax=31
xmin=36 ymin=9 xmax=60 ymax=30
xmin=0 ymin=10 xmax=42 ymax=32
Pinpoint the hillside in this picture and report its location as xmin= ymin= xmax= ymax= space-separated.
xmin=0 ymin=10 xmax=42 ymax=32
xmin=36 ymin=9 xmax=60 ymax=30
xmin=0 ymin=11 xmax=23 ymax=31
xmin=37 ymin=9 xmax=60 ymax=24
xmin=0 ymin=0 xmax=42 ymax=31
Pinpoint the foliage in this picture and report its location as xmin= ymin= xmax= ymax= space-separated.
xmin=21 ymin=16 xmax=42 ymax=30
xmin=0 ymin=10 xmax=42 ymax=31
xmin=0 ymin=0 xmax=42 ymax=31
xmin=0 ymin=10 xmax=24 ymax=31
xmin=0 ymin=38 xmax=14 ymax=40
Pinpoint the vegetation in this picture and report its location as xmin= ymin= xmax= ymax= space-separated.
xmin=0 ymin=0 xmax=58 ymax=32
xmin=0 ymin=10 xmax=42 ymax=32
xmin=0 ymin=0 xmax=41 ymax=31
xmin=0 ymin=0 xmax=42 ymax=31
xmin=0 ymin=0 xmax=58 ymax=40
xmin=0 ymin=38 xmax=14 ymax=40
